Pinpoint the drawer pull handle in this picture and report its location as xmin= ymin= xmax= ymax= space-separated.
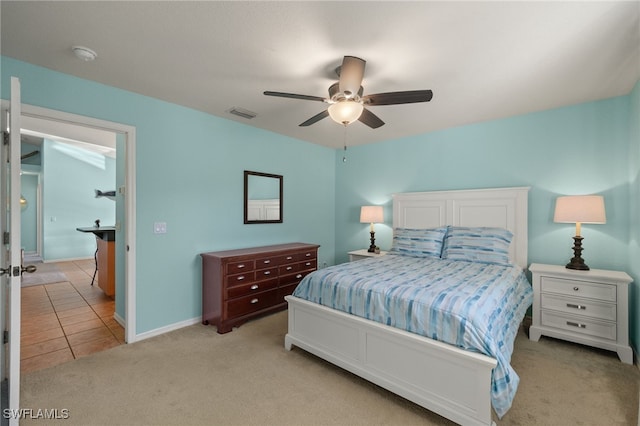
xmin=286 ymin=266 xmax=292 ymax=271
xmin=573 ymin=286 xmax=579 ymax=291
xmin=250 ymin=298 xmax=259 ymax=304
xmin=237 ymin=276 xmax=245 ymax=281
xmin=296 ymin=274 xmax=302 ymax=279
xmin=263 ymin=260 xmax=270 ymax=264
xmin=286 ymin=256 xmax=293 ymax=260
xmin=264 ymin=271 xmax=271 ymax=275
xmin=305 ymin=253 xmax=311 ymax=257
xmin=567 ymin=303 xmax=586 ymax=310
xmin=567 ymin=321 xmax=586 ymax=329
xmin=250 ymin=284 xmax=259 ymax=290
xmin=306 ymin=262 xmax=311 ymax=266
xmin=237 ymin=264 xmax=245 ymax=269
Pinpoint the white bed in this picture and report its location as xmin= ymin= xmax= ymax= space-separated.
xmin=285 ymin=186 xmax=529 ymax=426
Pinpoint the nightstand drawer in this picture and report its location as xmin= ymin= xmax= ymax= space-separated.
xmin=541 ymin=277 xmax=616 ymax=302
xmin=541 ymin=311 xmax=616 ymax=341
xmin=541 ymin=294 xmax=616 ymax=322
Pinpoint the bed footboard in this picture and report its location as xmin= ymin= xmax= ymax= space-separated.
xmin=285 ymin=295 xmax=497 ymax=426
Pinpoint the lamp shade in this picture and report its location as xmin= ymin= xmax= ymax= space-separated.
xmin=360 ymin=206 xmax=383 ymax=223
xmin=553 ymin=195 xmax=606 ymax=224
xmin=328 ymin=100 xmax=364 ymax=125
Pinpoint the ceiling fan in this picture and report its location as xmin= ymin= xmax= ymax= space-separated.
xmin=264 ymin=56 xmax=433 ymax=129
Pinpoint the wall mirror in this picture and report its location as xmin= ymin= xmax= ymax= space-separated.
xmin=244 ymin=170 xmax=283 ymax=224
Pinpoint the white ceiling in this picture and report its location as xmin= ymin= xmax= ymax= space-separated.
xmin=2 ymin=1 xmax=639 ymax=150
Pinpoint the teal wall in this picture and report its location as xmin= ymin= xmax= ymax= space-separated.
xmin=335 ymin=92 xmax=638 ymax=353
xmin=1 ymin=56 xmax=336 ymax=334
xmin=42 ymin=139 xmax=116 ymax=261
xmin=20 ymin=171 xmax=38 ymax=252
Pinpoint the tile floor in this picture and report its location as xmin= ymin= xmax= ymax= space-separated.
xmin=20 ymin=259 xmax=125 ymax=374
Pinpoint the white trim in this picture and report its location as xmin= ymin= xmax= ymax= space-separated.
xmin=113 ymin=311 xmax=125 ymax=328
xmin=2 ymin=101 xmax=138 ymax=343
xmin=134 ymin=316 xmax=202 ymax=342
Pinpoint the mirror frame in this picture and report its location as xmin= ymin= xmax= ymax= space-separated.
xmin=244 ymin=170 xmax=283 ymax=224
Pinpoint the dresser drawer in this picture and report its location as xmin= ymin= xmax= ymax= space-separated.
xmin=254 ymin=266 xmax=278 ymax=280
xmin=541 ymin=311 xmax=616 ymax=341
xmin=280 ymin=269 xmax=314 ymax=286
xmin=227 ymin=277 xmax=278 ymax=299
xmin=226 ymin=290 xmax=278 ymax=318
xmin=279 ymin=259 xmax=317 ymax=275
xmin=278 ymin=282 xmax=299 ymax=300
xmin=255 ymin=255 xmax=282 ymax=268
xmin=227 ymin=260 xmax=255 ymax=274
xmin=540 ymin=293 xmax=617 ymax=321
xmin=541 ymin=277 xmax=616 ymax=302
xmin=225 ymin=271 xmax=256 ymax=287
xmin=541 ymin=294 xmax=616 ymax=322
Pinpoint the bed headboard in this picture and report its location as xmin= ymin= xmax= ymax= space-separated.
xmin=392 ymin=187 xmax=530 ymax=269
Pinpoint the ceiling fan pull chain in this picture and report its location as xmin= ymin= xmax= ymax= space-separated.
xmin=342 ymin=124 xmax=348 ymax=163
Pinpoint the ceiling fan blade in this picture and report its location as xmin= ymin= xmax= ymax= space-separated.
xmin=363 ymin=90 xmax=433 ymax=106
xmin=338 ymin=56 xmax=366 ymax=98
xmin=299 ymin=110 xmax=329 ymax=127
xmin=264 ymin=91 xmax=327 ymax=102
xmin=358 ymin=108 xmax=385 ymax=129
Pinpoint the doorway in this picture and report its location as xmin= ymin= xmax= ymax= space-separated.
xmin=7 ymin=102 xmax=138 ymax=349
xmin=19 ymin=130 xmax=120 ymax=372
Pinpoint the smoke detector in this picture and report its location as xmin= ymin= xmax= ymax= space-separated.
xmin=72 ymin=46 xmax=97 ymax=61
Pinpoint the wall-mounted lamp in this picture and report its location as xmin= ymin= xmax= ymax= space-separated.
xmin=553 ymin=195 xmax=606 ymax=270
xmin=360 ymin=205 xmax=384 ymax=253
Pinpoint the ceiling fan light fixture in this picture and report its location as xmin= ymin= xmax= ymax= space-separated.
xmin=328 ymin=100 xmax=364 ymax=125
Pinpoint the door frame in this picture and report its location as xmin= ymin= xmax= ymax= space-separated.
xmin=1 ymin=101 xmax=138 ymax=343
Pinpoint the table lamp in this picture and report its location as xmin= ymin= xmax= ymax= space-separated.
xmin=553 ymin=195 xmax=606 ymax=270
xmin=360 ymin=206 xmax=383 ymax=253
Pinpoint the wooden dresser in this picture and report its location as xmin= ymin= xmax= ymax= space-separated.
xmin=201 ymin=242 xmax=320 ymax=333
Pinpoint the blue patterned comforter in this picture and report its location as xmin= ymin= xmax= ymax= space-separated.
xmin=292 ymin=254 xmax=533 ymax=418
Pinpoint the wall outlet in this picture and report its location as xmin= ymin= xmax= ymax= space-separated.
xmin=153 ymin=222 xmax=167 ymax=234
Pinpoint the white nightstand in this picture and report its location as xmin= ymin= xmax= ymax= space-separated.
xmin=348 ymin=249 xmax=388 ymax=262
xmin=529 ymin=263 xmax=633 ymax=364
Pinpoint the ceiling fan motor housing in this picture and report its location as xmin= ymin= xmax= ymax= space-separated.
xmin=328 ymin=82 xmax=364 ymax=103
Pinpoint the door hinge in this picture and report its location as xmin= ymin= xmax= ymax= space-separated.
xmin=3 ymin=232 xmax=9 ymax=244
xmin=3 ymin=131 xmax=8 ymax=145
xmin=3 ymin=330 xmax=8 ymax=344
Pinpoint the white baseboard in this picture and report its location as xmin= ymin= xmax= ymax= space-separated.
xmin=113 ymin=312 xmax=125 ymax=328
xmin=133 ymin=316 xmax=202 ymax=342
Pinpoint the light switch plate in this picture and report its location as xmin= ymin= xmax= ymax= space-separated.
xmin=153 ymin=222 xmax=167 ymax=234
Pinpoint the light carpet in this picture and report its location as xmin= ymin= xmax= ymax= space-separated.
xmin=20 ymin=263 xmax=68 ymax=287
xmin=19 ymin=311 xmax=639 ymax=425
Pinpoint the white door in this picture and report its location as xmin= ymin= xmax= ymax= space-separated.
xmin=1 ymin=76 xmax=27 ymax=425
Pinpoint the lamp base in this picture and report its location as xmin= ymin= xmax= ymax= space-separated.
xmin=565 ymin=236 xmax=590 ymax=271
xmin=368 ymin=231 xmax=376 ymax=253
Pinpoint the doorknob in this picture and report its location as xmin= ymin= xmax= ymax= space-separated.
xmin=21 ymin=264 xmax=37 ymax=275
xmin=0 ymin=267 xmax=10 ymax=276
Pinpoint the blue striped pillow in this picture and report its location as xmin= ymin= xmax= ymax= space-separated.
xmin=442 ymin=226 xmax=513 ymax=265
xmin=389 ymin=227 xmax=447 ymax=258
